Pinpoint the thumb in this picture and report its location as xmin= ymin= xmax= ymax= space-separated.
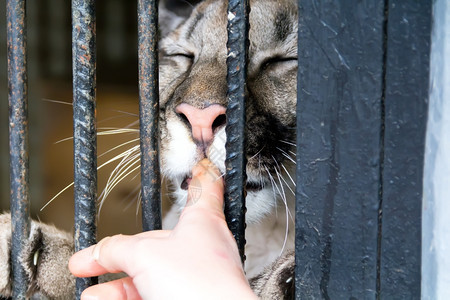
xmin=186 ymin=159 xmax=224 ymax=212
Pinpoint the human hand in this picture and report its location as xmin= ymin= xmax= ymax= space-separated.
xmin=69 ymin=159 xmax=257 ymax=300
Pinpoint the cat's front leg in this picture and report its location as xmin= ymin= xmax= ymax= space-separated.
xmin=0 ymin=213 xmax=75 ymax=299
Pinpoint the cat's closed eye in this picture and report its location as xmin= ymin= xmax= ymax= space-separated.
xmin=260 ymin=56 xmax=297 ymax=71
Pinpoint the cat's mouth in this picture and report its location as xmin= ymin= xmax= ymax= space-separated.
xmin=180 ymin=175 xmax=265 ymax=192
xmin=180 ymin=176 xmax=192 ymax=190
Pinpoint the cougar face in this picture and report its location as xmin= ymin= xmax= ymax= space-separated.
xmin=159 ymin=0 xmax=298 ymax=223
xmin=0 ymin=2 xmax=299 ymax=298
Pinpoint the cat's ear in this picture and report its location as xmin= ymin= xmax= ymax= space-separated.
xmin=159 ymin=0 xmax=203 ymax=37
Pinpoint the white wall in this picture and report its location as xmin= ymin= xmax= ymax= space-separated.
xmin=422 ymin=0 xmax=450 ymax=299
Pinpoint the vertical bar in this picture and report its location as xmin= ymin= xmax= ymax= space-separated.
xmin=7 ymin=0 xmax=30 ymax=298
xmin=422 ymin=0 xmax=449 ymax=298
xmin=295 ymin=2 xmax=301 ymax=295
xmin=72 ymin=0 xmax=98 ymax=297
xmin=379 ymin=1 xmax=431 ymax=298
xmin=295 ymin=2 xmax=301 ymax=298
xmin=138 ymin=0 xmax=161 ymax=231
xmin=225 ymin=0 xmax=249 ymax=264
xmin=295 ymin=0 xmax=384 ymax=298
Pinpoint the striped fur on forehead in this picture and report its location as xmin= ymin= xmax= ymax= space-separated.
xmin=184 ymin=12 xmax=204 ymax=39
xmin=164 ymin=0 xmax=297 ymax=49
xmin=249 ymin=0 xmax=298 ymax=49
xmin=275 ymin=9 xmax=294 ymax=42
xmin=174 ymin=0 xmax=227 ymax=43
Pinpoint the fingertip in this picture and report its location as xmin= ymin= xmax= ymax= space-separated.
xmin=186 ymin=159 xmax=224 ymax=210
xmin=81 ymin=277 xmax=142 ymax=300
xmin=69 ymin=246 xmax=93 ymax=275
xmin=192 ymin=158 xmax=221 ymax=178
xmin=69 ymin=244 xmax=110 ymax=277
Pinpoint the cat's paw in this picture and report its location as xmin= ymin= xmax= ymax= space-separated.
xmin=250 ymin=251 xmax=295 ymax=300
xmin=0 ymin=213 xmax=75 ymax=299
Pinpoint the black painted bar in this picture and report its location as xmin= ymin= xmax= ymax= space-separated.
xmin=295 ymin=1 xmax=384 ymax=298
xmin=224 ymin=0 xmax=249 ymax=264
xmin=72 ymin=0 xmax=98 ymax=297
xmin=379 ymin=1 xmax=431 ymax=298
xmin=138 ymin=0 xmax=161 ymax=232
xmin=7 ymin=0 xmax=30 ymax=298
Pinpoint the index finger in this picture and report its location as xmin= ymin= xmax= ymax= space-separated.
xmin=186 ymin=159 xmax=224 ymax=211
xmin=69 ymin=230 xmax=169 ymax=278
xmin=69 ymin=235 xmax=130 ymax=277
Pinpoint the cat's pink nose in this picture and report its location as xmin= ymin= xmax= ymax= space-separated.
xmin=175 ymin=103 xmax=227 ymax=146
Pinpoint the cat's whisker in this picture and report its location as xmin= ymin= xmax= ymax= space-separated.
xmin=280 ymin=140 xmax=296 ymax=147
xmin=109 ymin=110 xmax=139 ymax=117
xmin=96 ymin=124 xmax=141 ymax=211
xmin=128 ymin=168 xmax=142 ymax=182
xmin=53 ymin=128 xmax=138 ymax=145
xmin=98 ymin=138 xmax=140 ymax=159
xmin=280 ymin=152 xmax=296 ymax=164
xmin=44 ymin=137 xmax=140 ymax=211
xmin=40 ymin=182 xmax=74 ymax=211
xmin=249 ymin=146 xmax=265 ymax=161
xmin=274 ymin=161 xmax=295 ymax=197
xmin=97 ymin=114 xmax=139 ymax=126
xmin=53 ymin=136 xmax=73 ymax=144
xmin=258 ymin=155 xmax=265 ymax=187
xmin=101 ymin=152 xmax=140 ymax=198
xmin=278 ymin=171 xmax=295 ymax=196
xmin=271 ymin=156 xmax=291 ymax=209
xmin=97 ymin=145 xmax=140 ymax=171
xmin=216 ymin=172 xmax=226 ymax=180
xmin=263 ymin=165 xmax=280 ymax=212
xmin=274 ymin=168 xmax=290 ymax=256
xmin=42 ymin=98 xmax=73 ymax=106
xmin=99 ymin=164 xmax=141 ymax=215
xmin=281 ymin=163 xmax=296 ymax=188
xmin=178 ymin=0 xmax=195 ymax=9
xmin=276 ymin=147 xmax=296 ymax=164
xmin=271 ymin=156 xmax=287 ymax=199
xmin=97 ymin=128 xmax=139 ymax=135
xmin=121 ymin=185 xmax=142 ymax=212
xmin=99 ymin=150 xmax=141 ymax=202
xmin=136 ymin=190 xmax=142 ymax=217
xmin=272 ymin=156 xmax=292 ymax=256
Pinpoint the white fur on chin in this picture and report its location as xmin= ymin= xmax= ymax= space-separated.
xmin=161 ymin=119 xmax=296 ymax=277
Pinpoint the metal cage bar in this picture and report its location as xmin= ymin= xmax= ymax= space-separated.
xmin=138 ymin=0 xmax=161 ymax=232
xmin=294 ymin=0 xmax=430 ymax=298
xmin=72 ymin=0 xmax=98 ymax=297
xmin=7 ymin=0 xmax=31 ymax=298
xmin=294 ymin=2 xmax=302 ymax=297
xmin=224 ymin=0 xmax=249 ymax=264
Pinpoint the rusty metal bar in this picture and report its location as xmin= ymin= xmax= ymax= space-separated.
xmin=138 ymin=0 xmax=161 ymax=231
xmin=7 ymin=0 xmax=30 ymax=298
xmin=72 ymin=0 xmax=98 ymax=297
xmin=225 ymin=0 xmax=249 ymax=264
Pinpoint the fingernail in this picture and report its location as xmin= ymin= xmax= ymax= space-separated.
xmin=81 ymin=294 xmax=98 ymax=300
xmin=92 ymin=236 xmax=111 ymax=261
